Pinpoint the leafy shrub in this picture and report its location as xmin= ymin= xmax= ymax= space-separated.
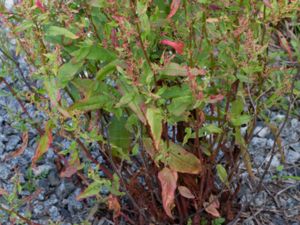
xmin=0 ymin=0 xmax=299 ymax=224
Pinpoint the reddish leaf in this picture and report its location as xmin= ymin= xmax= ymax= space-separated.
xmin=0 ymin=188 xmax=8 ymax=196
xmin=5 ymin=132 xmax=28 ymax=160
xmin=203 ymin=195 xmax=221 ymax=217
xmin=209 ymin=94 xmax=224 ymax=104
xmin=60 ymin=165 xmax=78 ymax=178
xmin=35 ymin=0 xmax=46 ymax=12
xmin=263 ymin=0 xmax=272 ymax=8
xmin=160 ymin=40 xmax=184 ymax=55
xmin=178 ymin=186 xmax=195 ymax=199
xmin=60 ymin=157 xmax=81 ymax=178
xmin=167 ymin=0 xmax=181 ymax=19
xmin=277 ymin=30 xmax=293 ymax=61
xmin=158 ymin=167 xmax=178 ymax=218
xmin=208 ymin=4 xmax=222 ymax=10
xmin=32 ymin=122 xmax=53 ymax=167
xmin=108 ymin=194 xmax=121 ymax=218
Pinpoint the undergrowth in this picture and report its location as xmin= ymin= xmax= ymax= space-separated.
xmin=0 ymin=0 xmax=299 ymax=224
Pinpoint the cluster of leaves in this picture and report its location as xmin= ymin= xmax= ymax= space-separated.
xmin=0 ymin=0 xmax=299 ymax=224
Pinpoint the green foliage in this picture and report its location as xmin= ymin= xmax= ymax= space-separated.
xmin=0 ymin=0 xmax=299 ymax=224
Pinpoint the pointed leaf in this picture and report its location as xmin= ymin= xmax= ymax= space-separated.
xmin=35 ymin=0 xmax=46 ymax=12
xmin=57 ymin=60 xmax=83 ymax=88
xmin=69 ymin=94 xmax=110 ymax=112
xmin=47 ymin=26 xmax=78 ymax=39
xmin=76 ymin=181 xmax=102 ymax=200
xmin=216 ymin=164 xmax=229 ymax=188
xmin=178 ymin=186 xmax=195 ymax=199
xmin=0 ymin=188 xmax=8 ymax=196
xmin=158 ymin=167 xmax=178 ymax=218
xmin=108 ymin=117 xmax=131 ymax=159
xmin=108 ymin=194 xmax=121 ymax=218
xmin=203 ymin=195 xmax=221 ymax=217
xmin=160 ymin=40 xmax=184 ymax=55
xmin=143 ymin=138 xmax=202 ymax=174
xmin=32 ymin=122 xmax=53 ymax=167
xmin=164 ymin=141 xmax=202 ymax=174
xmin=146 ymin=107 xmax=163 ymax=150
xmin=208 ymin=94 xmax=224 ymax=104
xmin=167 ymin=0 xmax=181 ymax=19
xmin=159 ymin=63 xmax=206 ymax=77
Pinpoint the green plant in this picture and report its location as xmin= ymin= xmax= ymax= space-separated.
xmin=0 ymin=0 xmax=299 ymax=224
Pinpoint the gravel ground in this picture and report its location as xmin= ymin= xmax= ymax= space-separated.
xmin=0 ymin=62 xmax=299 ymax=224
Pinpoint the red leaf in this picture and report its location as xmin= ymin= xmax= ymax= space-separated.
xmin=178 ymin=186 xmax=195 ymax=199
xmin=5 ymin=132 xmax=28 ymax=160
xmin=35 ymin=0 xmax=46 ymax=12
xmin=60 ymin=165 xmax=78 ymax=178
xmin=158 ymin=167 xmax=178 ymax=218
xmin=277 ymin=30 xmax=293 ymax=61
xmin=0 ymin=188 xmax=8 ymax=196
xmin=32 ymin=122 xmax=53 ymax=167
xmin=108 ymin=194 xmax=121 ymax=218
xmin=161 ymin=40 xmax=184 ymax=55
xmin=209 ymin=94 xmax=224 ymax=104
xmin=263 ymin=0 xmax=272 ymax=8
xmin=60 ymin=157 xmax=81 ymax=178
xmin=167 ymin=0 xmax=181 ymax=19
xmin=203 ymin=194 xmax=221 ymax=217
xmin=208 ymin=4 xmax=222 ymax=10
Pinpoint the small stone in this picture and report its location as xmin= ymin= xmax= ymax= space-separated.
xmin=286 ymin=150 xmax=300 ymax=164
xmin=290 ymin=142 xmax=300 ymax=152
xmin=37 ymin=179 xmax=50 ymax=191
xmin=0 ymin=165 xmax=11 ymax=180
xmin=55 ymin=181 xmax=76 ymax=199
xmin=242 ymin=220 xmax=255 ymax=225
xmin=253 ymin=191 xmax=267 ymax=207
xmin=44 ymin=194 xmax=59 ymax=208
xmin=5 ymin=134 xmax=21 ymax=152
xmin=48 ymin=170 xmax=60 ymax=186
xmin=266 ymin=139 xmax=275 ymax=148
xmin=48 ymin=206 xmax=62 ymax=222
xmin=32 ymin=164 xmax=53 ymax=177
xmin=250 ymin=137 xmax=267 ymax=149
xmin=258 ymin=127 xmax=270 ymax=138
xmin=290 ymin=119 xmax=300 ymax=130
xmin=33 ymin=202 xmax=45 ymax=216
xmin=265 ymin=155 xmax=281 ymax=168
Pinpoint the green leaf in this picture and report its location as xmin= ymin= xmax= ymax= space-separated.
xmin=183 ymin=128 xmax=192 ymax=145
xmin=231 ymin=97 xmax=244 ymax=116
xmin=158 ymin=63 xmax=205 ymax=77
xmin=58 ymin=60 xmax=83 ymax=88
xmin=143 ymin=138 xmax=202 ymax=174
xmin=69 ymin=94 xmax=110 ymax=112
xmin=76 ymin=181 xmax=102 ymax=200
xmin=44 ymin=76 xmax=60 ymax=107
xmin=108 ymin=117 xmax=131 ymax=160
xmin=230 ymin=115 xmax=251 ymax=126
xmin=216 ymin=164 xmax=229 ymax=188
xmin=168 ymin=95 xmax=193 ymax=116
xmin=96 ymin=60 xmax=119 ymax=81
xmin=146 ymin=107 xmax=163 ymax=150
xmin=117 ymin=79 xmax=146 ymax=124
xmin=115 ymin=92 xmax=134 ymax=108
xmin=47 ymin=26 xmax=78 ymax=39
xmin=163 ymin=141 xmax=202 ymax=174
xmin=87 ymin=46 xmax=117 ymax=61
xmin=32 ymin=121 xmax=53 ymax=167
xmin=203 ymin=124 xmax=222 ymax=134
